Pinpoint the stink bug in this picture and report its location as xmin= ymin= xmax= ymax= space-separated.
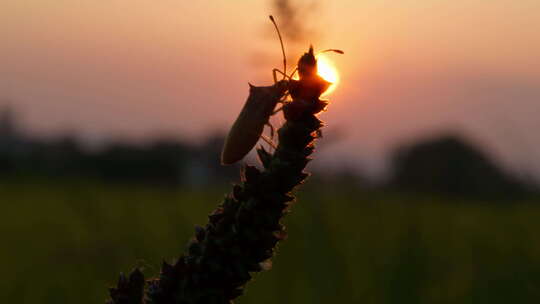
xmin=221 ymin=81 xmax=288 ymax=165
xmin=221 ymin=16 xmax=343 ymax=165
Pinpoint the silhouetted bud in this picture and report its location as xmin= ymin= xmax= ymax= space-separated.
xmin=107 ymin=269 xmax=144 ymax=304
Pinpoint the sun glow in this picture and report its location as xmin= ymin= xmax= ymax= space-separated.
xmin=316 ymin=54 xmax=340 ymax=96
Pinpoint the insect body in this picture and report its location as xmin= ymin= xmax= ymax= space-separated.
xmin=221 ymin=16 xmax=342 ymax=165
xmin=221 ymin=81 xmax=287 ymax=165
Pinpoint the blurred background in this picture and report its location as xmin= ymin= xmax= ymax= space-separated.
xmin=1 ymin=0 xmax=540 ymax=303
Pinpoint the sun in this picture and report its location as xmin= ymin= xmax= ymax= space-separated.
xmin=316 ymin=54 xmax=340 ymax=96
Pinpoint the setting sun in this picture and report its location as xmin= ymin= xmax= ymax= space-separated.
xmin=316 ymin=54 xmax=339 ymax=96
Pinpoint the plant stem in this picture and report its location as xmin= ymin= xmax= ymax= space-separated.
xmin=107 ymin=47 xmax=330 ymax=304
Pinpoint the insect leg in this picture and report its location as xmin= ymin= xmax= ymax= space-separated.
xmin=272 ymin=106 xmax=283 ymax=115
xmin=261 ymin=134 xmax=277 ymax=150
xmin=266 ymin=122 xmax=276 ymax=140
xmin=288 ymin=67 xmax=298 ymax=79
xmin=278 ymin=91 xmax=289 ymax=102
xmin=273 ymin=68 xmax=292 ymax=83
xmin=272 ymin=92 xmax=290 ymax=115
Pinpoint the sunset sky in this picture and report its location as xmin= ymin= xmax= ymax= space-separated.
xmin=1 ymin=0 xmax=539 ymax=179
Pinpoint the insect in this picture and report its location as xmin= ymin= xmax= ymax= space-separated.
xmin=221 ymin=16 xmax=343 ymax=165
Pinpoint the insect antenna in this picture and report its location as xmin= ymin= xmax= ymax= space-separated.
xmin=317 ymin=49 xmax=345 ymax=55
xmin=269 ymin=15 xmax=287 ymax=80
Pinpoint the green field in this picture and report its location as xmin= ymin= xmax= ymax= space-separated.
xmin=2 ymin=180 xmax=540 ymax=303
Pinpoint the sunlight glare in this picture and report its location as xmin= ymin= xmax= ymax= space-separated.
xmin=317 ymin=54 xmax=339 ymax=96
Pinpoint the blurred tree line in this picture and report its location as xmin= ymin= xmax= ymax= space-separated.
xmin=0 ymin=108 xmax=237 ymax=186
xmin=0 ymin=107 xmax=536 ymax=198
xmin=388 ymin=135 xmax=535 ymax=199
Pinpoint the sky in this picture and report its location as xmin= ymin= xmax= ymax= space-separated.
xmin=1 ymin=0 xmax=539 ymax=179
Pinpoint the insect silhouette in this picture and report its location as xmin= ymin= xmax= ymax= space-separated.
xmin=221 ymin=15 xmax=343 ymax=165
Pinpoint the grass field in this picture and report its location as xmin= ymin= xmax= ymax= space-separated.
xmin=1 ymin=179 xmax=540 ymax=303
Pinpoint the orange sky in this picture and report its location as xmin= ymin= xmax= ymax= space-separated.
xmin=1 ymin=0 xmax=539 ymax=179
